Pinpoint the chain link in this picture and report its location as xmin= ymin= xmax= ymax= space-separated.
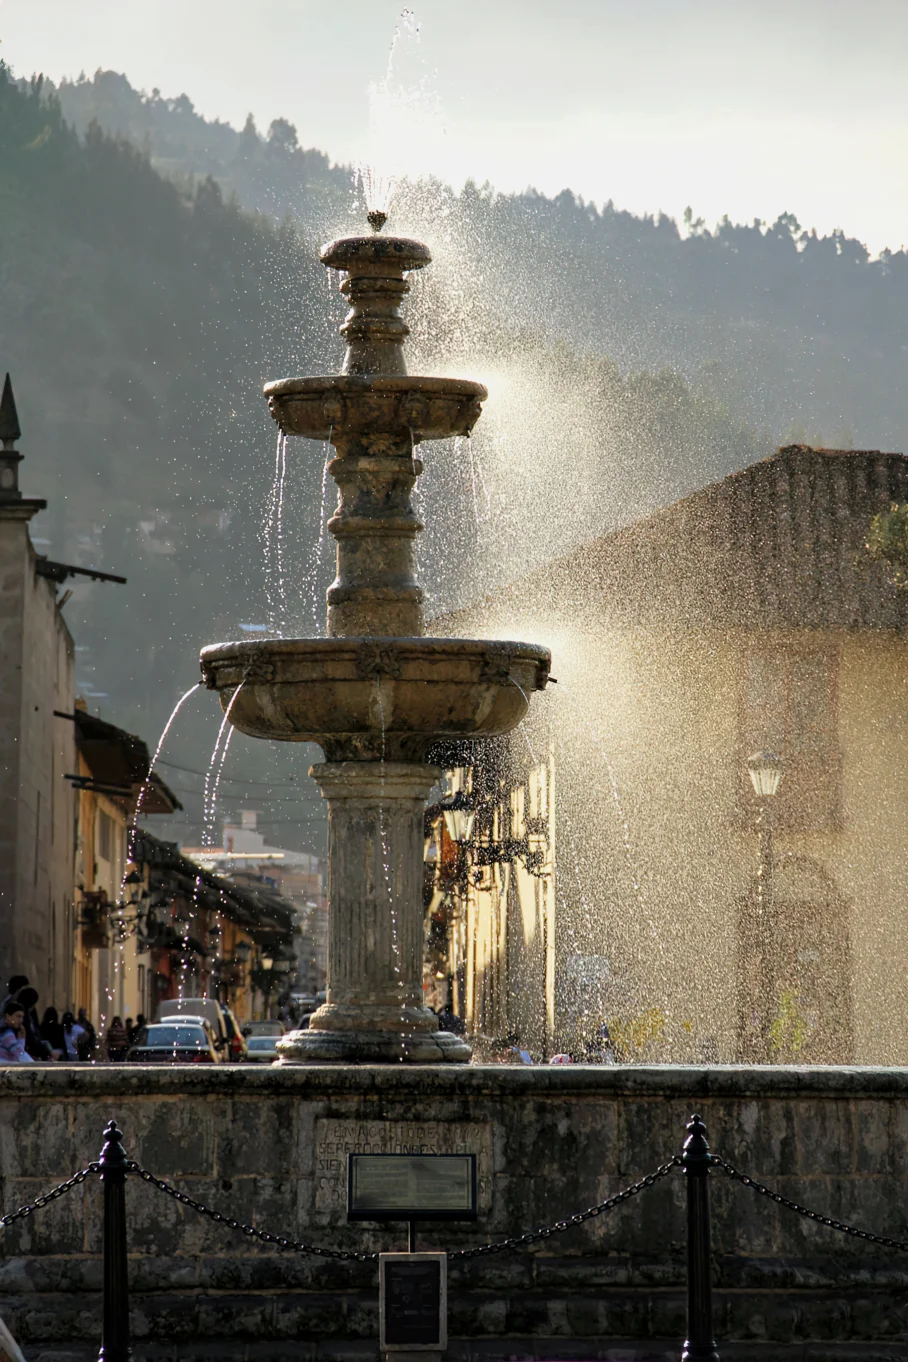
xmin=450 ymin=1157 xmax=681 ymax=1259
xmin=126 ymin=1163 xmax=378 ymax=1261
xmin=713 ymin=1155 xmax=908 ymax=1253
xmin=0 ymin=1163 xmax=100 ymax=1228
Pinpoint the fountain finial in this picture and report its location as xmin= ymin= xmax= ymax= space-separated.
xmin=366 ymin=208 xmax=388 ymax=233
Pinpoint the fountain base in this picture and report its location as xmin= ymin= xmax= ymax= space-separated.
xmin=276 ymin=1026 xmax=471 ymax=1064
xmin=275 ymin=760 xmax=473 ymax=1065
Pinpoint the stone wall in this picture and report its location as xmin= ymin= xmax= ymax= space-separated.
xmin=1 ymin=1065 xmax=907 ymax=1361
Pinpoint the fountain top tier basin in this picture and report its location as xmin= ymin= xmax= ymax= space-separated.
xmin=320 ymin=233 xmax=431 ymax=274
xmin=200 ymin=637 xmax=550 ymax=763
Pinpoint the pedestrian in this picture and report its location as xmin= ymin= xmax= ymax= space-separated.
xmin=105 ymin=1015 xmax=129 ymax=1062
xmin=125 ymin=1016 xmax=136 ymax=1045
xmin=77 ymin=1008 xmax=97 ymax=1061
xmin=60 ymin=1012 xmax=85 ymax=1062
xmin=0 ymin=998 xmax=33 ymax=1063
xmin=40 ymin=1006 xmax=64 ymax=1059
xmin=16 ymin=986 xmax=51 ymax=1060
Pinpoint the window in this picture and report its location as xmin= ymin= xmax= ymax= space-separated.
xmin=97 ymin=810 xmax=114 ymax=863
xmin=741 ymin=645 xmax=840 ymax=830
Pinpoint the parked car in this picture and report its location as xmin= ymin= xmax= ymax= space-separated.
xmin=127 ymin=1021 xmax=220 ymax=1064
xmin=156 ymin=998 xmax=247 ymax=1061
xmin=242 ymin=1021 xmax=284 ymax=1038
xmin=244 ymin=1034 xmax=282 ymax=1064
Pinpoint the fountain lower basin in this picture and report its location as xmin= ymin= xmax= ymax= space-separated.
xmin=201 ymin=637 xmax=550 ymax=762
xmin=265 ymin=375 xmax=487 ymax=442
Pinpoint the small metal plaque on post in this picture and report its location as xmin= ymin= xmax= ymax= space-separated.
xmin=347 ymin=1153 xmax=477 ymax=1221
xmin=380 ymin=1252 xmax=447 ymax=1352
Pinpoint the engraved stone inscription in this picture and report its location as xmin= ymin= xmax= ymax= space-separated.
xmin=314 ymin=1119 xmax=492 ymax=1216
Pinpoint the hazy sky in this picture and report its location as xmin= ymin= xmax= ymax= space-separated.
xmin=3 ymin=0 xmax=906 ymax=253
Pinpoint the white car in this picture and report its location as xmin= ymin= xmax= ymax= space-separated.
xmin=244 ymin=1034 xmax=281 ymax=1064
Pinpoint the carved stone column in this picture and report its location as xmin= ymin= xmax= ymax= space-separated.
xmin=326 ymin=433 xmax=424 ymax=638
xmin=278 ymin=761 xmax=471 ymax=1063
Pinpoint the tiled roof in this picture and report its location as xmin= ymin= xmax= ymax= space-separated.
xmin=466 ymin=446 xmax=908 ymax=632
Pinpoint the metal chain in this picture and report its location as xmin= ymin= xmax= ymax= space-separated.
xmin=129 ymin=1158 xmax=679 ymax=1262
xmin=713 ymin=1155 xmax=908 ymax=1253
xmin=126 ymin=1163 xmax=378 ymax=1261
xmin=0 ymin=1163 xmax=100 ymax=1228
xmin=450 ymin=1157 xmax=681 ymax=1259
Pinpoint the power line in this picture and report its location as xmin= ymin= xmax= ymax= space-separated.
xmin=164 ymin=783 xmax=324 ymax=805
xmin=155 ymin=757 xmax=308 ymax=787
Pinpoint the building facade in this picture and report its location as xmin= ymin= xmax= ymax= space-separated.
xmin=185 ymin=810 xmax=327 ymax=1002
xmin=0 ymin=376 xmax=76 ymax=1001
xmin=435 ymin=445 xmax=908 ymax=1063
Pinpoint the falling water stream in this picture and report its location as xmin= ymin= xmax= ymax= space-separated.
xmin=375 ymin=677 xmax=409 ymax=1059
xmin=310 ymin=432 xmax=332 ymax=631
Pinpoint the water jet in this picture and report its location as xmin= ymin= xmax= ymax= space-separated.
xmin=201 ymin=223 xmax=550 ymax=1062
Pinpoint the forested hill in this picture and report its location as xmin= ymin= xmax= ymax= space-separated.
xmin=49 ymin=69 xmax=908 ymax=451
xmin=46 ymin=68 xmax=353 ymax=228
xmin=1 ymin=62 xmax=906 ymax=844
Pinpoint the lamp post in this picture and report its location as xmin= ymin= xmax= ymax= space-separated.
xmin=440 ymin=790 xmax=477 ymax=845
xmin=746 ymin=750 xmax=783 ymax=1062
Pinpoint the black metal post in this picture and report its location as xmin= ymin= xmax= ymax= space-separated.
xmin=98 ymin=1120 xmax=131 ymax=1362
xmin=681 ymin=1114 xmax=719 ymax=1362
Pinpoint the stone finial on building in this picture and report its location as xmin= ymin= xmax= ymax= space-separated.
xmin=0 ymin=373 xmax=23 ymax=501
xmin=0 ymin=374 xmax=47 ymax=521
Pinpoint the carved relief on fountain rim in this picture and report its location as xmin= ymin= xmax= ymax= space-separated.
xmin=265 ymin=376 xmax=486 ymax=442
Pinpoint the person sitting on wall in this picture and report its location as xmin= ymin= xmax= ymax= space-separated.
xmin=40 ymin=1006 xmax=64 ymax=1060
xmin=76 ymin=1008 xmax=97 ymax=1061
xmin=16 ymin=986 xmax=51 ymax=1060
xmin=60 ymin=1012 xmax=85 ymax=1062
xmin=0 ymin=999 xmax=34 ymax=1062
xmin=105 ymin=1016 xmax=129 ymax=1062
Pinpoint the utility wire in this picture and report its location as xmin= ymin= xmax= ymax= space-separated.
xmin=164 ymin=783 xmax=324 ymax=805
xmin=155 ymin=757 xmax=305 ymax=787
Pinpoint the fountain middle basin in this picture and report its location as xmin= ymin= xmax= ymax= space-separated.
xmin=201 ymin=636 xmax=550 ymax=761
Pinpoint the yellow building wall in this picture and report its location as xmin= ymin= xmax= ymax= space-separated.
xmin=460 ymin=618 xmax=908 ymax=1063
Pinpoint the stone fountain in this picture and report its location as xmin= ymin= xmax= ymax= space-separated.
xmin=201 ymin=225 xmax=550 ymax=1062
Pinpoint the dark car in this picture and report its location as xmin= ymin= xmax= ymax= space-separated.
xmin=127 ymin=1022 xmax=220 ymax=1064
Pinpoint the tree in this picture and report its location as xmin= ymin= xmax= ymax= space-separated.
xmin=865 ymin=504 xmax=908 ymax=589
xmin=267 ymin=118 xmax=298 ymax=154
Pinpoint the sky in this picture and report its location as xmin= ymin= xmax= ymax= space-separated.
xmin=2 ymin=0 xmax=907 ymax=254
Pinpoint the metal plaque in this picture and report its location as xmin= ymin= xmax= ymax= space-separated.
xmin=380 ymin=1253 xmax=447 ymax=1351
xmin=347 ymin=1152 xmax=477 ymax=1221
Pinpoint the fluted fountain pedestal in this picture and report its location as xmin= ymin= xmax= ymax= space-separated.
xmin=278 ymin=762 xmax=470 ymax=1063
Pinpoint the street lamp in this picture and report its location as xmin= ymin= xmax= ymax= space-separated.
xmin=745 ymin=750 xmax=784 ymax=1062
xmin=440 ymin=790 xmax=476 ymax=844
xmin=746 ymin=750 xmax=784 ymax=799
